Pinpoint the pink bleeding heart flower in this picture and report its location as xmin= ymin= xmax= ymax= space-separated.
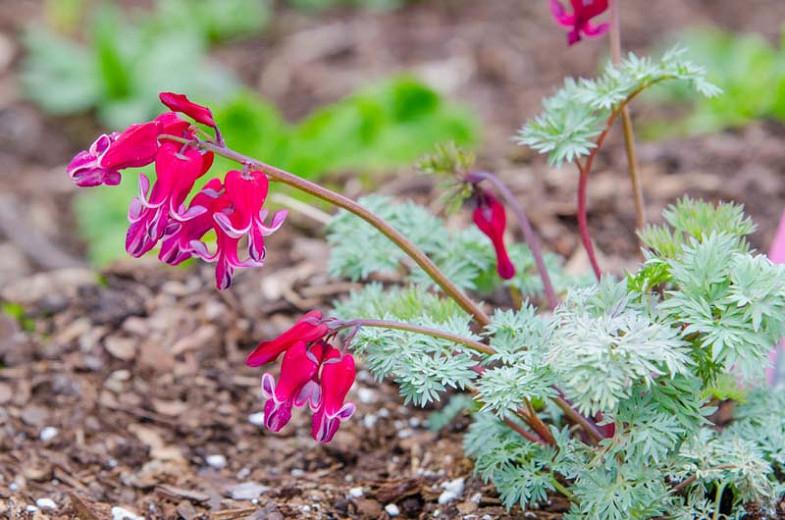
xmin=125 ymin=141 xmax=214 ymax=257
xmin=67 ymin=121 xmax=160 ymax=187
xmin=473 ymin=189 xmax=516 ymax=280
xmin=550 ymin=0 xmax=609 ymax=46
xmin=261 ymin=342 xmax=320 ymax=432
xmin=158 ymin=178 xmax=226 ymax=266
xmin=190 ymin=169 xmax=287 ymax=290
xmin=246 ymin=310 xmax=329 ymax=367
xmin=160 ymin=92 xmax=217 ymax=128
xmin=311 ymin=351 xmax=356 ymax=443
xmin=766 ymin=210 xmax=785 ymax=386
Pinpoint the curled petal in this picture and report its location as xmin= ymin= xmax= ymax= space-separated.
xmin=246 ymin=310 xmax=328 ymax=367
xmin=159 ymin=92 xmax=217 ymax=128
xmin=311 ymin=402 xmax=356 ymax=443
xmin=311 ymin=353 xmax=356 ymax=443
xmin=550 ymin=0 xmax=575 ymax=26
xmin=582 ymin=21 xmax=609 ymax=38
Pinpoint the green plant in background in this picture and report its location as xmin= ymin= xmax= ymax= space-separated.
xmin=74 ymin=78 xmax=477 ymax=265
xmin=23 ymin=0 xmax=266 ymax=128
xmin=289 ymin=0 xmax=407 ymax=11
xmin=647 ymin=28 xmax=785 ymax=135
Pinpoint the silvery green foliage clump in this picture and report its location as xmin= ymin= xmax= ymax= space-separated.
xmin=517 ymin=47 xmax=721 ymax=167
xmin=328 ymin=195 xmax=785 ymax=518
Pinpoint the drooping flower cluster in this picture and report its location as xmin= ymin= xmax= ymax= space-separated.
xmin=550 ymin=0 xmax=609 ymax=46
xmin=472 ymin=188 xmax=516 ymax=280
xmin=246 ymin=311 xmax=357 ymax=443
xmin=66 ymin=92 xmax=286 ymax=289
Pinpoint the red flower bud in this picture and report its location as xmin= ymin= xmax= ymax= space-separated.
xmin=473 ymin=190 xmax=516 ymax=280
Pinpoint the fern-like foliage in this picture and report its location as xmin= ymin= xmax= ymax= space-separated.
xmin=517 ymin=47 xmax=720 ymax=166
xmin=328 ymin=194 xmax=785 ymax=518
xmin=327 ymin=195 xmax=578 ymax=299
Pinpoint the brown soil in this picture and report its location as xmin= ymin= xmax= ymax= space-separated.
xmin=1 ymin=0 xmax=785 ymax=518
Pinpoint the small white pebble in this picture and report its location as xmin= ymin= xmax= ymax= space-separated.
xmin=251 ymin=498 xmax=259 ymax=505
xmin=290 ymin=468 xmax=305 ymax=477
xmin=408 ymin=417 xmax=421 ymax=428
xmin=230 ymin=482 xmax=270 ymax=500
xmin=481 ymin=515 xmax=493 ymax=520
xmin=301 ymin=505 xmax=311 ymax=513
xmin=344 ymin=474 xmax=354 ymax=482
xmin=39 ymin=426 xmax=59 ymax=442
xmin=36 ymin=498 xmax=56 ymax=510
xmin=206 ymin=454 xmax=227 ymax=469
xmin=248 ymin=412 xmax=266 ymax=426
xmin=112 ymin=506 xmax=143 ymax=520
xmin=393 ymin=420 xmax=406 ymax=430
xmin=470 ymin=492 xmax=482 ymax=504
xmin=433 ymin=510 xmax=441 ymax=517
xmin=438 ymin=477 xmax=465 ymax=505
xmin=9 ymin=482 xmax=18 ymax=492
xmin=524 ymin=513 xmax=538 ymax=519
xmin=385 ymin=503 xmax=400 ymax=517
xmin=26 ymin=505 xmax=38 ymax=513
xmin=363 ymin=414 xmax=378 ymax=429
xmin=107 ymin=458 xmax=118 ymax=468
xmin=357 ymin=387 xmax=377 ymax=404
xmin=357 ymin=370 xmax=372 ymax=382
xmin=397 ymin=429 xmax=413 ymax=439
xmin=378 ymin=408 xmax=390 ymax=418
xmin=348 ymin=487 xmax=364 ymax=498
xmin=237 ymin=467 xmax=251 ymax=479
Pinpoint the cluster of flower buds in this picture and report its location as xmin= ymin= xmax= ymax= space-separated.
xmin=66 ymin=92 xmax=287 ymax=289
xmin=246 ymin=311 xmax=357 ymax=443
xmin=471 ymin=188 xmax=516 ymax=280
xmin=550 ymin=0 xmax=609 ymax=46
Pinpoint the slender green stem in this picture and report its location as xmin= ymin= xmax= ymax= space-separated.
xmin=551 ymin=476 xmax=576 ymax=502
xmin=610 ymin=0 xmax=646 ymax=231
xmin=160 ymin=135 xmax=491 ymax=327
xmin=335 ymin=318 xmax=495 ymax=355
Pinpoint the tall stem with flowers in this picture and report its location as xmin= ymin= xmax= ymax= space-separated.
xmin=65 ymin=3 xmax=785 ymax=517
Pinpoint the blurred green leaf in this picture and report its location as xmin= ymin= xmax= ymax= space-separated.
xmin=647 ymin=28 xmax=785 ymax=135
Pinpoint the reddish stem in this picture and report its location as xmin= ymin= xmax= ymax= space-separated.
xmin=576 ymin=163 xmax=601 ymax=280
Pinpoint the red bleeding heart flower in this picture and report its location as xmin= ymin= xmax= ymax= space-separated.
xmin=261 ymin=341 xmax=321 ymax=432
xmin=311 ymin=351 xmax=356 ymax=443
xmin=188 ymin=169 xmax=287 ymax=289
xmin=66 ymin=92 xmax=288 ymax=290
xmin=550 ymin=0 xmax=609 ymax=46
xmin=67 ymin=121 xmax=160 ymax=187
xmin=246 ymin=310 xmax=329 ymax=367
xmin=158 ymin=178 xmax=226 ymax=266
xmin=473 ymin=189 xmax=516 ymax=280
xmin=256 ymin=336 xmax=356 ymax=443
xmin=125 ymin=141 xmax=213 ymax=257
xmin=159 ymin=92 xmax=217 ymax=128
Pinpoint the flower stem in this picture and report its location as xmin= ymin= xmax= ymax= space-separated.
xmin=334 ymin=318 xmax=495 ymax=355
xmin=552 ymin=396 xmax=605 ymax=443
xmin=610 ymin=0 xmax=645 ymax=231
xmin=575 ymin=162 xmax=602 ymax=280
xmin=551 ymin=476 xmax=576 ymax=502
xmin=467 ymin=171 xmax=559 ymax=310
xmin=504 ymin=417 xmax=547 ymax=445
xmin=161 ymin=135 xmax=491 ymax=327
